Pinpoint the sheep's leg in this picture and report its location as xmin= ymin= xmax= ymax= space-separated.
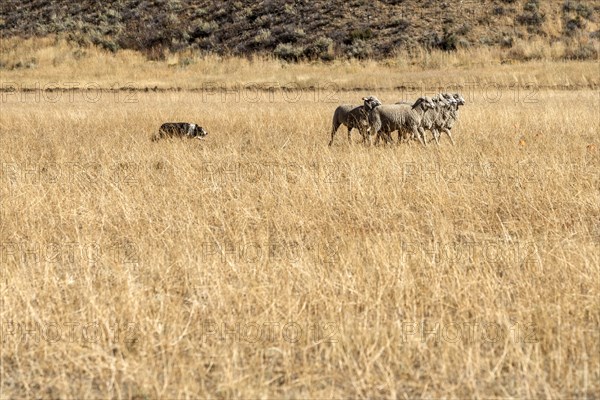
xmin=328 ymin=122 xmax=341 ymax=146
xmin=377 ymin=130 xmax=391 ymax=145
xmin=432 ymin=129 xmax=441 ymax=145
xmin=418 ymin=127 xmax=427 ymax=146
xmin=347 ymin=127 xmax=353 ymax=143
xmin=358 ymin=126 xmax=370 ymax=145
xmin=408 ymin=129 xmax=420 ymax=143
xmin=365 ymin=128 xmax=372 ymax=143
xmin=376 ymin=131 xmax=385 ymax=145
xmin=422 ymin=128 xmax=430 ymax=146
xmin=383 ymin=131 xmax=393 ymax=144
xmin=364 ymin=130 xmax=374 ymax=146
xmin=444 ymin=128 xmax=456 ymax=145
xmin=398 ymin=130 xmax=407 ymax=143
xmin=416 ymin=127 xmax=427 ymax=146
xmin=403 ymin=130 xmax=412 ymax=143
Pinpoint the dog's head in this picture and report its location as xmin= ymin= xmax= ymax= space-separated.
xmin=192 ymin=125 xmax=208 ymax=139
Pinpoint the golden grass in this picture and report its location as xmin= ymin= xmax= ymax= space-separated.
xmin=1 ymin=37 xmax=599 ymax=90
xmin=1 ymin=78 xmax=599 ymax=398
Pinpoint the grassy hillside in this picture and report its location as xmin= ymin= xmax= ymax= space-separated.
xmin=1 ymin=0 xmax=599 ymax=60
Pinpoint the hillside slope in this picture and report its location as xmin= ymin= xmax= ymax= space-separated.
xmin=1 ymin=0 xmax=599 ymax=60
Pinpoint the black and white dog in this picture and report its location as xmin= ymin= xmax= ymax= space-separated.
xmin=152 ymin=123 xmax=208 ymax=141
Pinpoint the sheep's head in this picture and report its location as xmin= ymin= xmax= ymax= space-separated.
xmin=432 ymin=94 xmax=450 ymax=108
xmin=362 ymin=95 xmax=382 ymax=110
xmin=440 ymin=93 xmax=453 ymax=102
xmin=412 ymin=96 xmax=435 ymax=111
xmin=440 ymin=93 xmax=457 ymax=108
xmin=453 ymin=93 xmax=466 ymax=106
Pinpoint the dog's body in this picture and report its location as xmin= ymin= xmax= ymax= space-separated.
xmin=153 ymin=123 xmax=208 ymax=141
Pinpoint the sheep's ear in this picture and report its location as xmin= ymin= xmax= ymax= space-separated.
xmin=411 ymin=97 xmax=423 ymax=109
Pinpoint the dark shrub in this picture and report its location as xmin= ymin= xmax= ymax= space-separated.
xmin=563 ymin=43 xmax=599 ymax=60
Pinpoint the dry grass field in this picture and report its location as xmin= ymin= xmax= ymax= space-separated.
xmin=1 ymin=41 xmax=599 ymax=398
xmin=2 ymin=37 xmax=599 ymax=90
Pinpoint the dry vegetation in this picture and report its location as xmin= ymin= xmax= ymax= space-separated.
xmin=1 ymin=0 xmax=599 ymax=60
xmin=1 ymin=37 xmax=599 ymax=91
xmin=1 ymin=40 xmax=599 ymax=398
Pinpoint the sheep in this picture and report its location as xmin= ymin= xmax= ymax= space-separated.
xmin=435 ymin=93 xmax=464 ymax=145
xmin=391 ymin=97 xmax=442 ymax=144
xmin=432 ymin=93 xmax=465 ymax=145
xmin=362 ymin=95 xmax=435 ymax=146
xmin=419 ymin=94 xmax=452 ymax=145
xmin=328 ymin=104 xmax=370 ymax=146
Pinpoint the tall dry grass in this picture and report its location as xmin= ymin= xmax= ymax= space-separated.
xmin=1 ymin=37 xmax=599 ymax=90
xmin=1 ymin=81 xmax=598 ymax=397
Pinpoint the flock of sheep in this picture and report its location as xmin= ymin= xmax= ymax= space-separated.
xmin=151 ymin=92 xmax=465 ymax=146
xmin=328 ymin=93 xmax=466 ymax=146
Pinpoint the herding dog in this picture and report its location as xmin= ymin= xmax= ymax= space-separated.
xmin=152 ymin=123 xmax=208 ymax=141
